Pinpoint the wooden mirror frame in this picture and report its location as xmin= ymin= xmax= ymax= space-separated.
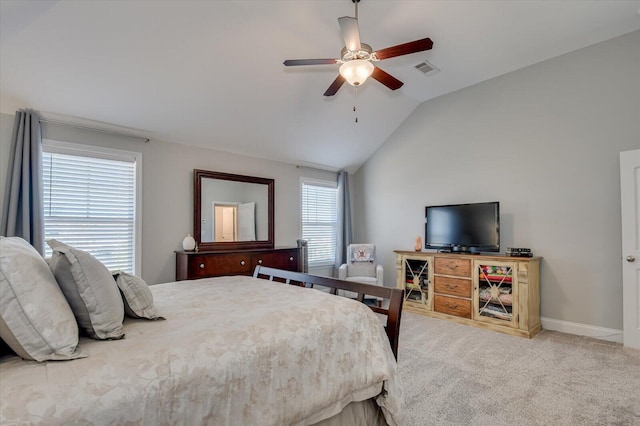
xmin=194 ymin=169 xmax=274 ymax=251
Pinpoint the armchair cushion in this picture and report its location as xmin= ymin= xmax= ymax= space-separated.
xmin=348 ymin=261 xmax=376 ymax=278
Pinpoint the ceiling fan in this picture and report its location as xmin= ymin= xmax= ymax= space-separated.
xmin=283 ymin=0 xmax=433 ymax=97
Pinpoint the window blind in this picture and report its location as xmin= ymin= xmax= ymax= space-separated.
xmin=43 ymin=150 xmax=137 ymax=273
xmin=301 ymin=181 xmax=337 ymax=266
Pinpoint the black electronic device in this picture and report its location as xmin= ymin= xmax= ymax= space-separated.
xmin=425 ymin=202 xmax=500 ymax=253
xmin=506 ymin=247 xmax=533 ymax=257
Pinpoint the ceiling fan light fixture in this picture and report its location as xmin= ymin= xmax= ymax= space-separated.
xmin=339 ymin=59 xmax=374 ymax=86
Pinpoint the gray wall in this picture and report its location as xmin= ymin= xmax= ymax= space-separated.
xmin=353 ymin=30 xmax=640 ymax=332
xmin=0 ymin=114 xmax=335 ymax=284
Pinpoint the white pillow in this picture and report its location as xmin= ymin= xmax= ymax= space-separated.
xmin=47 ymin=239 xmax=125 ymax=340
xmin=0 ymin=237 xmax=84 ymax=361
xmin=350 ymin=244 xmax=375 ymax=262
xmin=113 ymin=271 xmax=164 ymax=320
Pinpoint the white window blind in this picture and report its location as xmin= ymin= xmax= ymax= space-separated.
xmin=43 ymin=142 xmax=139 ymax=273
xmin=301 ymin=180 xmax=337 ymax=266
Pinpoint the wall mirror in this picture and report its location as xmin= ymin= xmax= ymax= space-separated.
xmin=194 ymin=169 xmax=274 ymax=251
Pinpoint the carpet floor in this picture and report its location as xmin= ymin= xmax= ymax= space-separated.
xmin=396 ymin=312 xmax=640 ymax=425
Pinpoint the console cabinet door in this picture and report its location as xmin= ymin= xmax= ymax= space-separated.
xmin=473 ymin=260 xmax=518 ymax=328
xmin=397 ymin=254 xmax=433 ymax=311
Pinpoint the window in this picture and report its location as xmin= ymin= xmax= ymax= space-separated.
xmin=301 ymin=178 xmax=337 ymax=267
xmin=43 ymin=140 xmax=141 ymax=274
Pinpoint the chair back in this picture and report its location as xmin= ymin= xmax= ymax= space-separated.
xmin=347 ymin=244 xmax=376 ymax=277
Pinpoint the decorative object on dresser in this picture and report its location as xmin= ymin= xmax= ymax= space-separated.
xmin=182 ymin=233 xmax=196 ymax=251
xmin=395 ymin=250 xmax=541 ymax=338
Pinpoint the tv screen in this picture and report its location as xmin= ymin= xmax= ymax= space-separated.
xmin=425 ymin=202 xmax=500 ymax=253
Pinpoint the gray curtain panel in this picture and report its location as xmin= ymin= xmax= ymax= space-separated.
xmin=334 ymin=170 xmax=353 ymax=274
xmin=1 ymin=109 xmax=44 ymax=254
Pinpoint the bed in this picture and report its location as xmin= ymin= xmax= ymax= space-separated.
xmin=0 ymin=265 xmax=405 ymax=425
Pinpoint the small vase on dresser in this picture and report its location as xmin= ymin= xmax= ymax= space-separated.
xmin=182 ymin=234 xmax=196 ymax=251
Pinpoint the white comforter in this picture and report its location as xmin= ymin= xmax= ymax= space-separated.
xmin=0 ymin=276 xmax=404 ymax=425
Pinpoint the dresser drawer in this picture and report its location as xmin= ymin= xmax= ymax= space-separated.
xmin=189 ymin=253 xmax=252 ymax=278
xmin=253 ymin=250 xmax=298 ymax=271
xmin=434 ymin=276 xmax=472 ymax=298
xmin=434 ymin=257 xmax=471 ymax=277
xmin=434 ymin=294 xmax=472 ymax=319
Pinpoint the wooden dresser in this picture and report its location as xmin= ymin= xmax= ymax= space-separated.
xmin=176 ymin=247 xmax=300 ymax=281
xmin=395 ymin=250 xmax=541 ymax=338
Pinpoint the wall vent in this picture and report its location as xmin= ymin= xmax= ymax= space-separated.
xmin=414 ymin=60 xmax=439 ymax=76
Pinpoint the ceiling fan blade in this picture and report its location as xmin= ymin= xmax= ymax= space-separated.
xmin=371 ymin=66 xmax=404 ymax=91
xmin=283 ymin=59 xmax=338 ymax=66
xmin=323 ymin=75 xmax=346 ymax=97
xmin=338 ymin=16 xmax=361 ymax=52
xmin=374 ymin=37 xmax=433 ymax=60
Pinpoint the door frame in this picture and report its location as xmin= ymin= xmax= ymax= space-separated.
xmin=620 ymin=149 xmax=640 ymax=349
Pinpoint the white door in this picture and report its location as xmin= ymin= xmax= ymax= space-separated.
xmin=621 ymin=149 xmax=640 ymax=349
xmin=237 ymin=202 xmax=256 ymax=241
xmin=214 ymin=205 xmax=237 ymax=242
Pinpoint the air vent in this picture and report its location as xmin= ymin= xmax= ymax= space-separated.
xmin=414 ymin=60 xmax=439 ymax=76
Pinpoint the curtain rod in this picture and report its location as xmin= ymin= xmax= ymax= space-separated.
xmin=39 ymin=119 xmax=150 ymax=143
xmin=296 ymin=164 xmax=339 ymax=174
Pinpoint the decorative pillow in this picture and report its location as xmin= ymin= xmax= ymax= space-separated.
xmin=0 ymin=237 xmax=84 ymax=361
xmin=47 ymin=239 xmax=125 ymax=340
xmin=112 ymin=271 xmax=165 ymax=320
xmin=350 ymin=244 xmax=375 ymax=262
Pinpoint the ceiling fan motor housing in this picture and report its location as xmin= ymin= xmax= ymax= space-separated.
xmin=340 ymin=43 xmax=373 ymax=62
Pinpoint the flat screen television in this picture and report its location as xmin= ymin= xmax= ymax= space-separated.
xmin=425 ymin=202 xmax=500 ymax=253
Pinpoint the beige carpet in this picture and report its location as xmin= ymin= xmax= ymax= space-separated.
xmin=397 ymin=312 xmax=640 ymax=425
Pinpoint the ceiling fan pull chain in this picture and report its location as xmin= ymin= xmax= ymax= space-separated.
xmin=354 ymin=85 xmax=359 ymax=123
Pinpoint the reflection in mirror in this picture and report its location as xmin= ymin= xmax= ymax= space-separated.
xmin=194 ymin=170 xmax=274 ymax=251
xmin=200 ymin=177 xmax=268 ymax=242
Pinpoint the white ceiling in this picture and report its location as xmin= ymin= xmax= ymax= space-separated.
xmin=1 ymin=1 xmax=639 ymax=172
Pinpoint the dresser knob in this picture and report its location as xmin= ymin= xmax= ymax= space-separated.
xmin=240 ymin=260 xmax=245 ymax=266
xmin=289 ymin=257 xmax=294 ymax=261
xmin=258 ymin=259 xmax=263 ymax=264
xmin=199 ymin=263 xmax=205 ymax=269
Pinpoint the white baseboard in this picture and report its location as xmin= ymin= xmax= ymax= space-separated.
xmin=541 ymin=317 xmax=623 ymax=343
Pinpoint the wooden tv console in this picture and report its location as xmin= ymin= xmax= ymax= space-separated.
xmin=395 ymin=250 xmax=541 ymax=338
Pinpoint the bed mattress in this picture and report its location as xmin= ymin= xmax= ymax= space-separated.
xmin=0 ymin=276 xmax=403 ymax=425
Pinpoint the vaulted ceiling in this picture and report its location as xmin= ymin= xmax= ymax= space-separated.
xmin=2 ymin=1 xmax=639 ymax=172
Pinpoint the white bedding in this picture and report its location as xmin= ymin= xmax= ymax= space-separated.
xmin=0 ymin=276 xmax=404 ymax=425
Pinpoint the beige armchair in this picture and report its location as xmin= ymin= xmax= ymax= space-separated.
xmin=338 ymin=244 xmax=383 ymax=288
